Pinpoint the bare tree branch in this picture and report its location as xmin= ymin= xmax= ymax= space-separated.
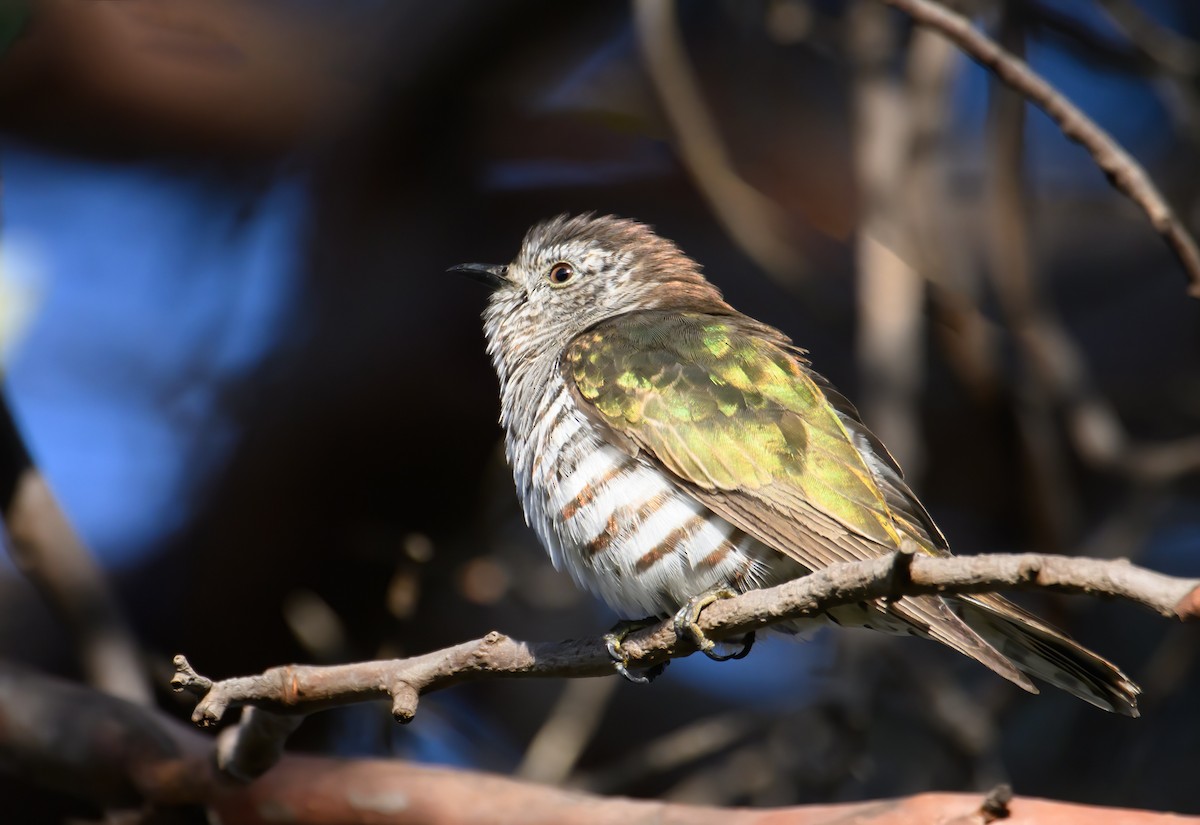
xmin=3 ymin=662 xmax=1196 ymax=824
xmin=877 ymin=0 xmax=1200 ymax=299
xmin=173 ymin=552 xmax=1198 ymax=780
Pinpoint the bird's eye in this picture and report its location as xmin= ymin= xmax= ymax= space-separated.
xmin=546 ymin=262 xmax=576 ymax=287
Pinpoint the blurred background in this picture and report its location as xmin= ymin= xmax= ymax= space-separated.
xmin=0 ymin=0 xmax=1198 ymax=820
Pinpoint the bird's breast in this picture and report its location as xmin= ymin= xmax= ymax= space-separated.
xmin=505 ymin=381 xmax=775 ymax=618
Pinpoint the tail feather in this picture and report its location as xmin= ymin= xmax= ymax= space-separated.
xmin=960 ymin=595 xmax=1141 ymax=717
xmin=891 ymin=595 xmax=1039 ymax=694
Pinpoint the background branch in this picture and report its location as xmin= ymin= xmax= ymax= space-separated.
xmin=1097 ymin=0 xmax=1200 ymax=78
xmin=0 ymin=397 xmax=150 ymax=705
xmin=632 ymin=0 xmax=805 ymax=281
xmin=878 ymin=0 xmax=1200 ymax=298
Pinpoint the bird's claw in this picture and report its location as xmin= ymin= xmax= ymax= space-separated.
xmin=604 ymin=619 xmax=667 ymax=684
xmin=673 ymin=588 xmax=756 ymax=662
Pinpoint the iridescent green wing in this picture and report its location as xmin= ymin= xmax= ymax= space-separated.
xmin=565 ymin=310 xmax=1034 ymax=689
xmin=563 ymin=310 xmax=940 ymax=565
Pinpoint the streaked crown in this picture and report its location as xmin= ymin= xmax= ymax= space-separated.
xmin=481 ymin=215 xmax=732 ymax=373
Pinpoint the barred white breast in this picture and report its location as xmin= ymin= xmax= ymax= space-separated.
xmin=510 ymin=380 xmax=771 ymax=618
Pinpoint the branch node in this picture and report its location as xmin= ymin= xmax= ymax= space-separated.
xmin=391 ymin=681 xmax=419 ymax=724
xmin=1017 ymin=560 xmax=1040 ymax=584
xmin=193 ymin=700 xmax=227 ymax=728
xmin=171 ymin=654 xmax=212 ymax=695
xmin=1173 ymin=585 xmax=1200 ymax=621
xmin=979 ymin=783 xmax=1013 ymax=823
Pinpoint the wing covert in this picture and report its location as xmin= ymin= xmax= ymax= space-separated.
xmin=563 ymin=311 xmax=913 ymax=556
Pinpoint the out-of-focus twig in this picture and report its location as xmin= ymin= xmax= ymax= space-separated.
xmin=174 ymin=551 xmax=1197 ymax=780
xmin=0 ymin=398 xmax=151 ymax=705
xmin=575 ymin=710 xmax=761 ymax=794
xmin=1097 ymin=0 xmax=1200 ymax=78
xmin=1024 ymin=1 xmax=1200 ymax=206
xmin=900 ymin=3 xmax=1004 ymax=400
xmin=848 ymin=0 xmax=927 ymax=473
xmin=967 ymin=1 xmax=1200 ymax=492
xmin=516 ymin=676 xmax=617 ymax=784
xmin=878 ymin=0 xmax=1200 ymax=299
xmin=984 ymin=9 xmax=1079 ymax=548
xmin=984 ymin=20 xmax=1200 ymax=489
xmin=632 ymin=0 xmax=804 ymax=281
xmin=1018 ymin=313 xmax=1200 ymax=482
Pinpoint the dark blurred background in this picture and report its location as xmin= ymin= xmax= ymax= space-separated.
xmin=0 ymin=0 xmax=1198 ymax=820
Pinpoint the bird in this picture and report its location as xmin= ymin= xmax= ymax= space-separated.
xmin=451 ymin=213 xmax=1140 ymax=715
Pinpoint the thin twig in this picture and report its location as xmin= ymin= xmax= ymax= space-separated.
xmin=1097 ymin=0 xmax=1200 ymax=79
xmin=984 ymin=13 xmax=1200 ymax=488
xmin=173 ymin=552 xmax=1198 ymax=779
xmin=516 ymin=676 xmax=618 ymax=784
xmin=849 ymin=0 xmax=928 ymax=473
xmin=877 ymin=0 xmax=1200 ymax=299
xmin=574 ymin=710 xmax=761 ymax=794
xmin=983 ymin=7 xmax=1079 ymax=547
xmin=632 ymin=0 xmax=804 ymax=281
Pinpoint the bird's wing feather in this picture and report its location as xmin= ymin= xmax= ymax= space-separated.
xmin=563 ymin=310 xmax=1032 ymax=689
xmin=564 ymin=310 xmax=936 ymax=563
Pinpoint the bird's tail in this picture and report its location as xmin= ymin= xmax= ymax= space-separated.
xmin=958 ymin=594 xmax=1141 ymax=717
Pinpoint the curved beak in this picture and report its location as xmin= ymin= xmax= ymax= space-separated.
xmin=448 ymin=263 xmax=509 ymax=290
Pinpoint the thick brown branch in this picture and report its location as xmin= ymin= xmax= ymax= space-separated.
xmin=174 ymin=552 xmax=1198 ymax=780
xmin=877 ymin=0 xmax=1200 ymax=299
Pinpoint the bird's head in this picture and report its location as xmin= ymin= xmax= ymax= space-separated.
xmin=452 ymin=214 xmax=729 ymax=375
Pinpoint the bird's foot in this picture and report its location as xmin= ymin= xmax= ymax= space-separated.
xmin=604 ymin=618 xmax=669 ymax=684
xmin=673 ymin=588 xmax=756 ymax=662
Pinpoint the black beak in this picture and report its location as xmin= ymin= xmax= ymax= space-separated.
xmin=448 ymin=263 xmax=509 ymax=290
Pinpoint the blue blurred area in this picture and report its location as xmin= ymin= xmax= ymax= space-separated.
xmin=1142 ymin=502 xmax=1200 ymax=578
xmin=950 ymin=0 xmax=1178 ymax=187
xmin=0 ymin=138 xmax=308 ymax=568
xmin=485 ymin=152 xmax=671 ymax=192
xmin=669 ymin=630 xmax=833 ymax=704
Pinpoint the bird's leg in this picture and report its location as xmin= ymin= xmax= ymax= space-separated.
xmin=673 ymin=588 xmax=756 ymax=662
xmin=603 ymin=618 xmax=669 ymax=684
